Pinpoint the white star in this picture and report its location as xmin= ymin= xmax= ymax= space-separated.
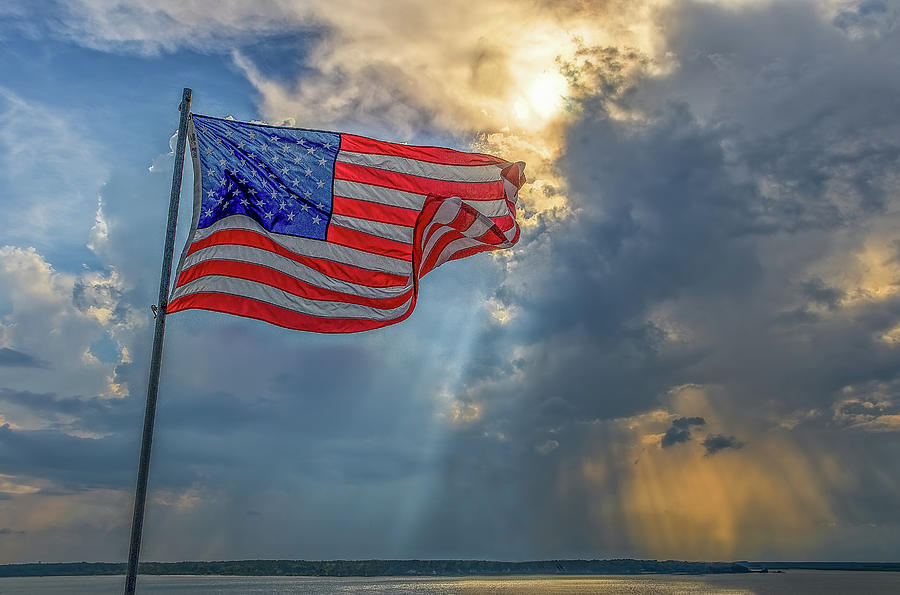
xmin=239 ymin=158 xmax=246 ymax=166
xmin=286 ymin=212 xmax=295 ymax=221
xmin=318 ymin=157 xmax=327 ymax=167
xmin=219 ymin=158 xmax=226 ymax=166
xmin=316 ymin=180 xmax=325 ymax=188
xmin=305 ymin=168 xmax=313 ymax=177
xmin=248 ymin=188 xmax=257 ymax=196
xmin=240 ymin=198 xmax=249 ymax=206
xmin=207 ymin=189 xmax=216 ymax=198
xmin=239 ymin=178 xmax=247 ymax=185
xmin=265 ymin=211 xmax=274 ymax=219
xmin=204 ymin=208 xmax=214 ymax=217
xmin=304 ymin=190 xmax=312 ymax=199
xmin=292 ymin=179 xmax=300 ymax=186
xmin=281 ymin=167 xmax=289 ymax=175
xmin=279 ymin=200 xmax=287 ymax=210
xmin=248 ymin=131 xmax=255 ymax=139
xmin=270 ymin=134 xmax=279 ymax=142
xmin=225 ymin=129 xmax=233 ymax=137
xmin=215 ymin=137 xmax=222 ymax=144
xmin=316 ymin=202 xmax=325 ymax=210
xmin=248 ymin=153 xmax=255 ymax=160
xmin=312 ymin=214 xmax=322 ymax=224
xmin=237 ymin=141 xmax=245 ymax=149
xmin=300 ymin=203 xmax=310 ymax=212
xmin=256 ymin=199 xmax=265 ymax=208
xmin=261 ymin=178 xmax=270 ymax=187
xmin=272 ymin=154 xmax=279 ymax=163
xmin=306 ymin=146 xmax=315 ymax=155
xmin=204 ymin=147 xmax=212 ymax=155
xmin=200 ymin=126 xmax=208 ymax=134
xmin=323 ymin=141 xmax=332 ymax=150
xmin=293 ymin=156 xmax=302 ymax=164
xmin=260 ymin=143 xmax=268 ymax=151
xmin=297 ymin=138 xmax=307 ymax=146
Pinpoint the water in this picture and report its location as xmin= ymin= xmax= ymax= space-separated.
xmin=0 ymin=571 xmax=898 ymax=594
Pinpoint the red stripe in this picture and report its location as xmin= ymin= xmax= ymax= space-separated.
xmin=168 ymin=292 xmax=414 ymax=333
xmin=183 ymin=229 xmax=408 ymax=288
xmin=447 ymin=243 xmax=500 ymax=264
xmin=501 ymin=161 xmax=526 ymax=189
xmin=332 ymin=195 xmax=418 ymax=227
xmin=490 ymin=214 xmax=516 ymax=232
xmin=340 ymin=134 xmax=506 ymax=166
xmin=334 ymin=162 xmax=505 ymax=201
xmin=326 ymin=224 xmax=413 ymax=261
xmin=177 ymin=260 xmax=413 ymax=309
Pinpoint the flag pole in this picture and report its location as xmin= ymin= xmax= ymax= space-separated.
xmin=124 ymin=87 xmax=192 ymax=595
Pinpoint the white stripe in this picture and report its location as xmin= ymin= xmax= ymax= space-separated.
xmin=432 ymin=237 xmax=486 ymax=270
xmin=421 ymin=217 xmax=493 ymax=269
xmin=189 ymin=214 xmax=412 ymax=275
xmin=504 ymin=221 xmax=518 ymax=242
xmin=172 ymin=276 xmax=414 ymax=321
xmin=330 ymin=214 xmax=414 ymax=244
xmin=461 ymin=198 xmax=512 ymax=218
xmin=333 ymin=179 xmax=425 ymax=210
xmin=463 ymin=216 xmax=495 ymax=239
xmin=337 ymin=150 xmax=502 ymax=183
xmin=180 ymin=244 xmax=413 ymax=298
xmin=503 ymin=176 xmax=520 ymax=206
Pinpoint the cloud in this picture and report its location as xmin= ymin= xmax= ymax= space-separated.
xmin=661 ymin=417 xmax=706 ymax=448
xmin=0 ymin=348 xmax=47 ymax=369
xmin=0 ymin=246 xmax=141 ymax=399
xmin=701 ymin=433 xmax=744 ymax=456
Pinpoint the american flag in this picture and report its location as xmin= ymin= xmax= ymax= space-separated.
xmin=167 ymin=114 xmax=525 ymax=332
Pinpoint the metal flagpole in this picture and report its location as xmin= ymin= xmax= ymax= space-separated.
xmin=124 ymin=87 xmax=192 ymax=595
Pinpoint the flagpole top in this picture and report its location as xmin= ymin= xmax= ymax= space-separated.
xmin=180 ymin=88 xmax=193 ymax=112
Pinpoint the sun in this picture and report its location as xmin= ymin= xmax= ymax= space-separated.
xmin=513 ymin=70 xmax=568 ymax=126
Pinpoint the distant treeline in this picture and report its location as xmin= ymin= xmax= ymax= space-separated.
xmin=4 ymin=559 xmax=899 ymax=578
xmin=0 ymin=559 xmax=750 ymax=577
xmin=742 ymin=562 xmax=900 ymax=572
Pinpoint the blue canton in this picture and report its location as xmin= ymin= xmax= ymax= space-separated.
xmin=191 ymin=114 xmax=339 ymax=241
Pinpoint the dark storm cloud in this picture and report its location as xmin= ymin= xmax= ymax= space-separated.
xmin=0 ymin=348 xmax=47 ymax=369
xmin=701 ymin=434 xmax=743 ymax=456
xmin=414 ymin=0 xmax=900 ymax=558
xmin=800 ymin=279 xmax=845 ymax=311
xmin=661 ymin=417 xmax=706 ymax=449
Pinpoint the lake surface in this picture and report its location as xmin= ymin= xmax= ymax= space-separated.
xmin=0 ymin=571 xmax=898 ymax=594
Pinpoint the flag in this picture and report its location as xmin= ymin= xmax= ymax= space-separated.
xmin=167 ymin=114 xmax=525 ymax=333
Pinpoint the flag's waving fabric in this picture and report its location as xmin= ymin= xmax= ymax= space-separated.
xmin=167 ymin=114 xmax=525 ymax=333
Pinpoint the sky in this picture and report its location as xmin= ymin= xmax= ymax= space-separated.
xmin=0 ymin=0 xmax=899 ymax=564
